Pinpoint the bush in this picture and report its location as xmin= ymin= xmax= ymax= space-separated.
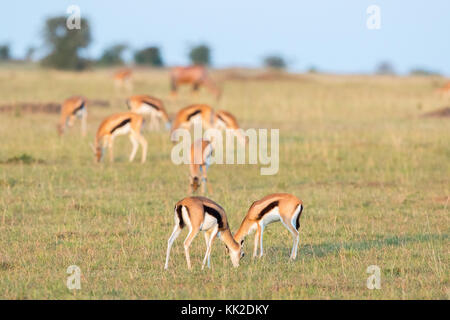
xmin=263 ymin=55 xmax=286 ymax=69
xmin=189 ymin=44 xmax=211 ymax=66
xmin=134 ymin=47 xmax=163 ymax=66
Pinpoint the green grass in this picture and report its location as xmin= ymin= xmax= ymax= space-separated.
xmin=0 ymin=68 xmax=448 ymax=299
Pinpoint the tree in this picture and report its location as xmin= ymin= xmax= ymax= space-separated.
xmin=41 ymin=16 xmax=92 ymax=70
xmin=0 ymin=44 xmax=10 ymax=61
xmin=98 ymin=44 xmax=127 ymax=66
xmin=134 ymin=46 xmax=163 ymax=66
xmin=263 ymin=55 xmax=286 ymax=69
xmin=189 ymin=44 xmax=211 ymax=66
xmin=375 ymin=61 xmax=395 ymax=75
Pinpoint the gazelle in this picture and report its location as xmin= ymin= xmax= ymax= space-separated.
xmin=127 ymin=94 xmax=171 ymax=130
xmin=171 ymin=104 xmax=214 ymax=134
xmin=114 ymin=68 xmax=133 ymax=91
xmin=189 ymin=139 xmax=213 ymax=194
xmin=58 ymin=96 xmax=87 ymax=136
xmin=165 ymin=196 xmax=242 ymax=270
xmin=234 ymin=193 xmax=303 ymax=260
xmin=214 ymin=110 xmax=246 ymax=146
xmin=170 ymin=66 xmax=221 ymax=100
xmin=436 ymin=81 xmax=450 ymax=98
xmin=92 ymin=112 xmax=147 ymax=163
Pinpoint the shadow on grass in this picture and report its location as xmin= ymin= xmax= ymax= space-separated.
xmin=267 ymin=233 xmax=448 ymax=259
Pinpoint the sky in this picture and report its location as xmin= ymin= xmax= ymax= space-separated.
xmin=1 ymin=0 xmax=449 ymax=74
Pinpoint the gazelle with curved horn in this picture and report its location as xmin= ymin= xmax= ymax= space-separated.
xmin=234 ymin=193 xmax=303 ymax=260
xmin=170 ymin=66 xmax=221 ymax=100
xmin=189 ymin=139 xmax=213 ymax=194
xmin=214 ymin=110 xmax=247 ymax=146
xmin=127 ymin=94 xmax=171 ymax=130
xmin=171 ymin=104 xmax=214 ymax=134
xmin=164 ymin=196 xmax=242 ymax=270
xmin=91 ymin=112 xmax=147 ymax=163
xmin=58 ymin=96 xmax=87 ymax=136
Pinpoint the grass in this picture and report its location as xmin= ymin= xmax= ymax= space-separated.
xmin=0 ymin=68 xmax=448 ymax=299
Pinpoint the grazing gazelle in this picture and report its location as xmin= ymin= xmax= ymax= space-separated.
xmin=114 ymin=68 xmax=133 ymax=91
xmin=189 ymin=139 xmax=213 ymax=194
xmin=170 ymin=66 xmax=221 ymax=100
xmin=58 ymin=96 xmax=87 ymax=136
xmin=165 ymin=196 xmax=242 ymax=270
xmin=92 ymin=112 xmax=147 ymax=163
xmin=171 ymin=104 xmax=214 ymax=134
xmin=127 ymin=94 xmax=171 ymax=130
xmin=214 ymin=110 xmax=246 ymax=145
xmin=234 ymin=193 xmax=303 ymax=260
xmin=436 ymin=81 xmax=450 ymax=98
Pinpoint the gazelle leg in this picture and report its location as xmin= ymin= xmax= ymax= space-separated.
xmin=68 ymin=115 xmax=75 ymax=127
xmin=135 ymin=133 xmax=147 ymax=163
xmin=259 ymin=224 xmax=265 ymax=258
xmin=284 ymin=217 xmax=300 ymax=260
xmin=128 ymin=134 xmax=139 ymax=162
xmin=202 ymin=226 xmax=219 ymax=269
xmin=108 ymin=136 xmax=114 ymax=162
xmin=164 ymin=224 xmax=182 ymax=269
xmin=253 ymin=224 xmax=261 ymax=258
xmin=81 ymin=111 xmax=87 ymax=137
xmin=184 ymin=226 xmax=199 ymax=270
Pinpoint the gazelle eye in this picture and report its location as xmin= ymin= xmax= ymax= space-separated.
xmin=240 ymin=240 xmax=244 ymax=245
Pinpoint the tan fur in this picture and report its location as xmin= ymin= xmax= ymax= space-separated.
xmin=94 ymin=112 xmax=147 ymax=163
xmin=171 ymin=104 xmax=214 ymax=134
xmin=127 ymin=94 xmax=170 ymax=130
xmin=234 ymin=193 xmax=303 ymax=259
xmin=436 ymin=81 xmax=450 ymax=98
xmin=214 ymin=110 xmax=246 ymax=145
xmin=114 ymin=68 xmax=133 ymax=91
xmin=170 ymin=66 xmax=221 ymax=99
xmin=189 ymin=139 xmax=213 ymax=194
xmin=58 ymin=96 xmax=87 ymax=136
xmin=165 ymin=196 xmax=242 ymax=270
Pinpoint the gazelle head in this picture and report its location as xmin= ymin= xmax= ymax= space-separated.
xmin=225 ymin=236 xmax=245 ymax=267
xmin=90 ymin=142 xmax=103 ymax=162
xmin=190 ymin=175 xmax=201 ymax=192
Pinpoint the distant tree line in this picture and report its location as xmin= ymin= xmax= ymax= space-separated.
xmin=0 ymin=15 xmax=443 ymax=76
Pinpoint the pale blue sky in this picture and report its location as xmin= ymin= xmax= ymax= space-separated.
xmin=1 ymin=0 xmax=449 ymax=74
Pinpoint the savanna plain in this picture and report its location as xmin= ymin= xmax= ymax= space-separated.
xmin=0 ymin=67 xmax=448 ymax=299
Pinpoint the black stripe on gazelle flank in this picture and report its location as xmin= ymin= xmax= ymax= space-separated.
xmin=257 ymin=201 xmax=279 ymax=220
xmin=186 ymin=109 xmax=201 ymax=121
xmin=176 ymin=205 xmax=187 ymax=228
xmin=216 ymin=114 xmax=227 ymax=125
xmin=110 ymin=118 xmax=131 ymax=134
xmin=142 ymin=101 xmax=160 ymax=111
xmin=203 ymin=205 xmax=224 ymax=230
xmin=295 ymin=204 xmax=303 ymax=230
xmin=71 ymin=101 xmax=85 ymax=115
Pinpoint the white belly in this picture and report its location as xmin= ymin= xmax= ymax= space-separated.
xmin=75 ymin=108 xmax=85 ymax=118
xmin=200 ymin=213 xmax=218 ymax=231
xmin=137 ymin=104 xmax=158 ymax=116
xmin=261 ymin=207 xmax=281 ymax=227
xmin=112 ymin=123 xmax=131 ymax=137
